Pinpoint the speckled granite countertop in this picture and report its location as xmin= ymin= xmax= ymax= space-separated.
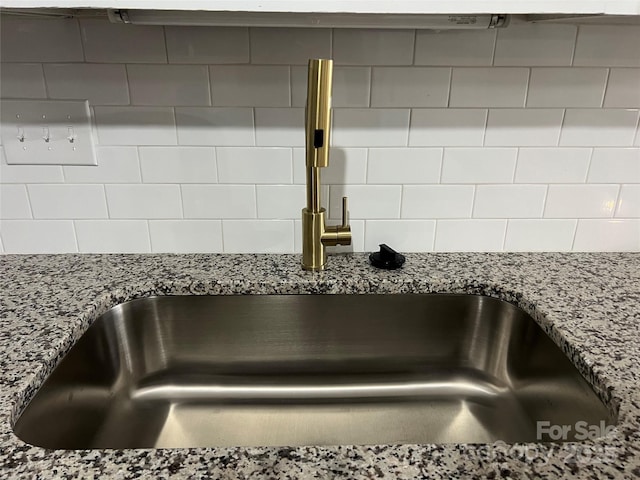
xmin=0 ymin=252 xmax=639 ymax=479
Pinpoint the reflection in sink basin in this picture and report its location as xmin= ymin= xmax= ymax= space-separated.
xmin=14 ymin=294 xmax=615 ymax=448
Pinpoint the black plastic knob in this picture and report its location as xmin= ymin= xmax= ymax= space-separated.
xmin=369 ymin=244 xmax=406 ymax=270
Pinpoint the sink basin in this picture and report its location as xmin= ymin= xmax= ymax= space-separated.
xmin=14 ymin=294 xmax=615 ymax=448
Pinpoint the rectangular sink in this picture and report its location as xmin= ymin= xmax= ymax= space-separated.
xmin=14 ymin=294 xmax=615 ymax=448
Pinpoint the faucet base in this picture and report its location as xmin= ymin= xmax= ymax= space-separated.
xmin=301 ymin=208 xmax=327 ymax=271
xmin=301 ymin=207 xmax=352 ymax=271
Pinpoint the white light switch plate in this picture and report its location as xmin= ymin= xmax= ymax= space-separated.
xmin=1 ymin=99 xmax=97 ymax=165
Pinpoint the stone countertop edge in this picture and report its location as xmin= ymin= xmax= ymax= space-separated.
xmin=0 ymin=252 xmax=638 ymax=479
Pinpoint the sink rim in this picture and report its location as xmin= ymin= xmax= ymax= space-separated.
xmin=12 ymin=291 xmax=620 ymax=449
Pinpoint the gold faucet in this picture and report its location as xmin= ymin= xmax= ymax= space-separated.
xmin=301 ymin=59 xmax=352 ymax=271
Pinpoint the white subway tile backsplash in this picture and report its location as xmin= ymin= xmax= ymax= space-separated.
xmin=414 ymin=30 xmax=496 ymax=66
xmin=1 ymin=20 xmax=639 ymax=254
xmin=505 ymin=219 xmax=576 ymax=251
xmin=128 ymin=65 xmax=210 ymax=106
xmin=329 ymin=185 xmax=401 ymax=220
xmin=441 ymin=148 xmax=517 ymax=183
xmin=80 ymin=19 xmax=166 ymax=63
xmin=616 ymin=185 xmax=640 ymax=217
xmin=175 ymin=107 xmax=254 ymax=146
xmin=321 ymin=148 xmax=368 ymax=184
xmin=449 ymin=68 xmax=529 ymax=108
xmin=0 ymin=17 xmax=83 ymax=63
xmin=485 ymin=109 xmax=564 ymax=147
xmin=254 ymin=108 xmax=304 ymax=147
xmin=574 ymin=26 xmax=640 ymax=67
xmin=105 ymin=185 xmax=182 ymax=219
xmin=434 ymin=220 xmax=506 ymax=252
xmin=139 ymin=147 xmax=217 ymax=183
xmin=222 ymin=220 xmax=294 ymax=253
xmin=331 ymin=67 xmax=372 ymax=108
xmin=473 ymin=185 xmax=547 ymax=218
xmin=28 ymin=185 xmax=107 ymax=219
xmin=333 ymin=29 xmax=415 ymax=65
xmin=182 ymin=185 xmax=255 ymax=219
xmin=1 ymin=152 xmax=64 ymax=184
xmin=250 ymin=28 xmax=331 ymax=64
xmin=210 ymin=66 xmax=289 ymax=107
xmin=291 ymin=66 xmax=371 ymax=108
xmin=0 ymin=64 xmax=46 ymax=99
xmin=409 ymin=109 xmax=487 ymax=147
xmin=545 ymin=185 xmax=619 ymax=218
xmin=526 ymin=68 xmax=607 ymax=107
xmin=494 ymin=24 xmax=577 ymax=66
xmin=588 ymin=148 xmax=640 ymax=183
xmin=44 ymin=64 xmax=129 ymax=105
xmin=573 ymin=219 xmax=640 ymax=251
xmin=333 ymin=109 xmax=410 ymax=147
xmin=217 ymin=147 xmax=291 ymax=184
xmin=370 ymin=67 xmax=450 ymax=107
xmin=401 ymin=185 xmax=474 ymax=219
xmin=149 ymin=220 xmax=223 ymax=253
xmin=367 ymin=148 xmax=441 ymax=184
xmin=165 ymin=27 xmax=249 ymax=64
xmin=603 ymin=69 xmax=640 ymax=108
xmin=364 ymin=220 xmax=435 ymax=252
xmin=0 ymin=185 xmax=31 ymax=219
xmin=256 ymin=185 xmax=305 ymax=219
xmin=560 ymin=109 xmax=639 ymax=146
xmin=0 ymin=220 xmax=77 ymax=253
xmin=75 ymin=220 xmax=150 ymax=253
xmin=63 ymin=147 xmax=141 ymax=183
xmin=515 ymin=148 xmax=591 ymax=183
xmin=95 ymin=107 xmax=177 ymax=146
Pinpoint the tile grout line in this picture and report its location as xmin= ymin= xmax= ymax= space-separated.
xmin=601 ymin=68 xmax=611 ymax=108
xmin=146 ymin=219 xmax=153 ymax=253
xmin=557 ymin=108 xmax=567 ymax=147
xmin=205 ymin=64 xmax=213 ymax=107
xmin=584 ymin=147 xmax=596 ymax=183
xmin=162 ymin=26 xmax=169 ymax=64
xmin=367 ymin=67 xmax=373 ymax=108
xmin=523 ymin=67 xmax=532 ymax=108
xmin=77 ymin=17 xmax=87 ymax=63
xmin=481 ymin=109 xmax=490 ymax=147
xmin=504 ymin=219 xmax=511 ymax=251
xmin=24 ymin=184 xmax=35 ymax=219
xmin=569 ymin=218 xmax=579 ymax=252
xmin=219 ymin=218 xmax=226 ymax=254
xmin=71 ymin=219 xmax=80 ymax=253
xmin=540 ymin=184 xmax=550 ymax=219
xmin=446 ymin=67 xmax=453 ymax=108
xmin=411 ymin=29 xmax=418 ymax=66
xmin=490 ymin=29 xmax=499 ymax=66
xmin=570 ymin=26 xmax=579 ymax=67
xmin=431 ymin=218 xmax=438 ymax=252
xmin=135 ymin=146 xmax=144 ymax=183
xmin=612 ymin=184 xmax=623 ymax=218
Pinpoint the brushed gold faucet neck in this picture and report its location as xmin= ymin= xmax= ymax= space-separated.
xmin=301 ymin=58 xmax=351 ymax=271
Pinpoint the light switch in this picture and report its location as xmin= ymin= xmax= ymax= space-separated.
xmin=0 ymin=99 xmax=97 ymax=166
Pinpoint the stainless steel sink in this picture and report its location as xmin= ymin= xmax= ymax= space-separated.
xmin=14 ymin=294 xmax=615 ymax=449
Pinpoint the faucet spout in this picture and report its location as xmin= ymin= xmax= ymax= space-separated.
xmin=301 ymin=59 xmax=351 ymax=271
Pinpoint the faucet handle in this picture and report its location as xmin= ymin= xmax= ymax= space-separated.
xmin=341 ymin=196 xmax=349 ymax=228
